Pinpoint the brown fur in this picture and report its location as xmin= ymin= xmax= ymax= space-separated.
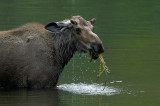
xmin=0 ymin=16 xmax=104 ymax=88
xmin=0 ymin=23 xmax=59 ymax=88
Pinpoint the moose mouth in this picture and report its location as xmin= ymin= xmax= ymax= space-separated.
xmin=89 ymin=49 xmax=99 ymax=60
xmin=78 ymin=43 xmax=104 ymax=60
xmin=89 ymin=43 xmax=104 ymax=60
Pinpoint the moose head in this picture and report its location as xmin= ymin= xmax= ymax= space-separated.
xmin=45 ymin=16 xmax=104 ymax=60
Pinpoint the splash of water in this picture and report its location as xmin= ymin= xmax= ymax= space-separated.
xmin=57 ymin=83 xmax=120 ymax=95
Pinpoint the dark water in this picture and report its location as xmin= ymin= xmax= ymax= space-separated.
xmin=0 ymin=0 xmax=160 ymax=106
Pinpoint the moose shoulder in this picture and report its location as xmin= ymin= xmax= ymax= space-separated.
xmin=0 ymin=16 xmax=104 ymax=88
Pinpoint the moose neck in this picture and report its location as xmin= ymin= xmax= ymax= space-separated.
xmin=51 ymin=28 xmax=77 ymax=68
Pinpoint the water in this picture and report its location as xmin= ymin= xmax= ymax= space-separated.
xmin=57 ymin=83 xmax=120 ymax=95
xmin=0 ymin=0 xmax=160 ymax=105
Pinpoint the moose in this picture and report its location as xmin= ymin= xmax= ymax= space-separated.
xmin=0 ymin=16 xmax=104 ymax=88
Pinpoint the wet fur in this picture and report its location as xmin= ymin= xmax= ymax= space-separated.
xmin=0 ymin=23 xmax=78 ymax=88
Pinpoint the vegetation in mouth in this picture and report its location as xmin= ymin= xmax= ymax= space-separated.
xmin=97 ymin=54 xmax=110 ymax=81
xmin=89 ymin=50 xmax=99 ymax=61
xmin=90 ymin=53 xmax=110 ymax=88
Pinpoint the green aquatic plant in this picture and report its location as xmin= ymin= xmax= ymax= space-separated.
xmin=90 ymin=53 xmax=110 ymax=88
xmin=96 ymin=54 xmax=110 ymax=81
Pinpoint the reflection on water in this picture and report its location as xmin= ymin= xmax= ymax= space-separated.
xmin=57 ymin=83 xmax=120 ymax=95
xmin=0 ymin=89 xmax=61 ymax=106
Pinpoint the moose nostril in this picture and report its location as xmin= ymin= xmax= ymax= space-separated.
xmin=91 ymin=43 xmax=104 ymax=54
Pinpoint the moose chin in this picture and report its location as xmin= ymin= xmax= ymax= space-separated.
xmin=0 ymin=16 xmax=104 ymax=88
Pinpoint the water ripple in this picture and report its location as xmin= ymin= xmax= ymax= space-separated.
xmin=57 ymin=83 xmax=120 ymax=95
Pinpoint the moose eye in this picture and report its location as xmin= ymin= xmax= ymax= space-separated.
xmin=76 ymin=28 xmax=81 ymax=34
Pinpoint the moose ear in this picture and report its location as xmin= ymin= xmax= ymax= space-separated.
xmin=90 ymin=18 xmax=96 ymax=24
xmin=70 ymin=20 xmax=77 ymax=25
xmin=45 ymin=22 xmax=61 ymax=32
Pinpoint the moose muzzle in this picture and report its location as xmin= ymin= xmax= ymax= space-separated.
xmin=90 ymin=43 xmax=104 ymax=59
